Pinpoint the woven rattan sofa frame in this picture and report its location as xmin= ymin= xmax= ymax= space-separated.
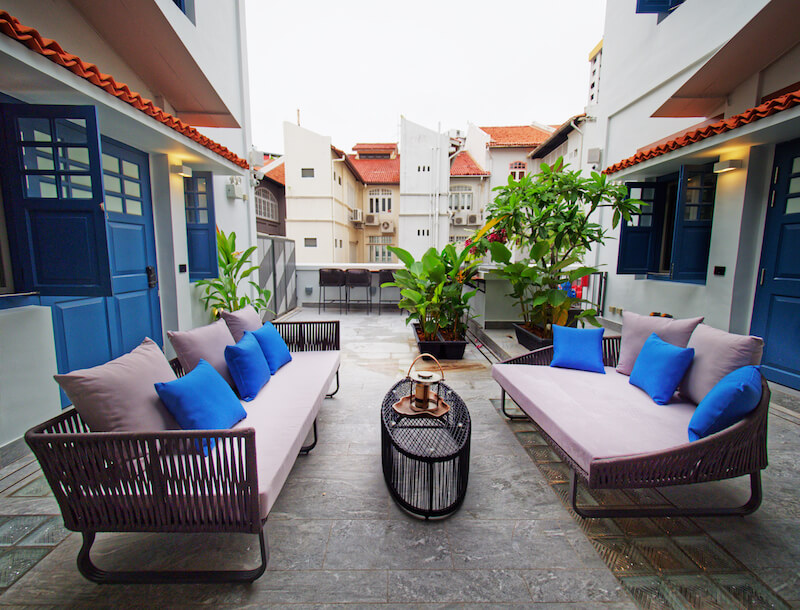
xmin=25 ymin=320 xmax=340 ymax=585
xmin=497 ymin=336 xmax=769 ymax=519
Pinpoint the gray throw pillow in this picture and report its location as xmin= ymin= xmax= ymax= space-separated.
xmin=616 ymin=311 xmax=704 ymax=375
xmin=679 ymin=323 xmax=764 ymax=405
xmin=168 ymin=319 xmax=236 ymax=387
xmin=220 ymin=305 xmax=263 ymax=342
xmin=54 ymin=338 xmax=179 ymax=432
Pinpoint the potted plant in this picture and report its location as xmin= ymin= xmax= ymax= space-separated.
xmin=382 ymin=243 xmax=479 ymax=359
xmin=470 ymin=157 xmax=640 ymax=349
xmin=195 ymin=228 xmax=272 ymax=320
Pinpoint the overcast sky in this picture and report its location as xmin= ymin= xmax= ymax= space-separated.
xmin=245 ymin=0 xmax=607 ymax=155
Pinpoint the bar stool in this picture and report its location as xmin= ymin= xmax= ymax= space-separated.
xmin=378 ymin=269 xmax=397 ymax=315
xmin=345 ymin=268 xmax=372 ymax=314
xmin=318 ymin=268 xmax=345 ymax=313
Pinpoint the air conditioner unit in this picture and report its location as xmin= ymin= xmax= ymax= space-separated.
xmin=380 ymin=219 xmax=395 ymax=233
xmin=467 ymin=213 xmax=480 ymax=225
xmin=350 ymin=209 xmax=363 ymax=223
xmin=452 ymin=213 xmax=467 ymax=226
xmin=365 ymin=213 xmax=379 ymax=226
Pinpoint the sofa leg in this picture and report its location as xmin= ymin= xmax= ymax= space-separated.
xmin=76 ymin=528 xmax=268 ymax=584
xmin=300 ymin=419 xmax=318 ymax=455
xmin=325 ymin=370 xmax=340 ymax=398
xmin=500 ymin=389 xmax=528 ymax=420
xmin=569 ymin=470 xmax=763 ymax=519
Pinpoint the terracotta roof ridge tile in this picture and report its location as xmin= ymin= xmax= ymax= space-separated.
xmin=604 ymin=87 xmax=800 ymax=174
xmin=0 ymin=11 xmax=248 ymax=169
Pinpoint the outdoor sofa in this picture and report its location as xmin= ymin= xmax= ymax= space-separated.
xmin=492 ymin=316 xmax=769 ymax=519
xmin=26 ymin=318 xmax=340 ymax=584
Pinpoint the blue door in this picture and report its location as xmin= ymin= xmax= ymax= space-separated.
xmin=751 ymin=138 xmax=800 ymax=390
xmin=43 ymin=138 xmax=163 ymax=382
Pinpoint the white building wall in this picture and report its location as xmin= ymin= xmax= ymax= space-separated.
xmin=398 ymin=117 xmax=450 ymax=259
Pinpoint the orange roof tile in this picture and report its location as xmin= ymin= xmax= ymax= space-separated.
xmin=0 ymin=11 xmax=248 ymax=169
xmin=265 ymin=163 xmax=284 ymax=186
xmin=353 ymin=142 xmax=397 ymax=151
xmin=480 ymin=125 xmax=553 ymax=148
xmin=346 ymin=155 xmax=400 ymax=184
xmin=450 ymin=151 xmax=489 ymax=176
xmin=604 ymin=87 xmax=800 ymax=174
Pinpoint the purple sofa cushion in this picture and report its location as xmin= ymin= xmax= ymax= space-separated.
xmin=233 ymin=350 xmax=340 ymax=518
xmin=168 ymin=319 xmax=236 ymax=387
xmin=679 ymin=324 xmax=764 ymax=405
xmin=492 ymin=363 xmax=695 ymax=476
xmin=54 ymin=338 xmax=179 ymax=432
xmin=220 ymin=305 xmax=263 ymax=342
xmin=616 ymin=311 xmax=703 ymax=375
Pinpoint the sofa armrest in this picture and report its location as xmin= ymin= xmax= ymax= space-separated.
xmin=25 ymin=408 xmax=261 ymax=535
xmin=501 ymin=335 xmax=621 ymax=368
xmin=273 ymin=320 xmax=340 ymax=352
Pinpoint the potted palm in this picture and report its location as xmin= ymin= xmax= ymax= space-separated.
xmin=195 ymin=228 xmax=272 ymax=320
xmin=383 ymin=243 xmax=479 ymax=359
xmin=472 ymin=157 xmax=640 ymax=348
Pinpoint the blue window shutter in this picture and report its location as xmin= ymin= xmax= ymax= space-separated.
xmin=0 ymin=104 xmax=111 ymax=296
xmin=671 ymin=165 xmax=716 ymax=283
xmin=636 ymin=0 xmax=684 ymax=13
xmin=617 ymin=182 xmax=659 ymax=274
xmin=184 ymin=172 xmax=218 ymax=281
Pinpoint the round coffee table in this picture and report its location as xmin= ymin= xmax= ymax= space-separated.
xmin=380 ymin=378 xmax=471 ymax=519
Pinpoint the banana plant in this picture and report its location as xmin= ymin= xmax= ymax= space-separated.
xmin=195 ymin=228 xmax=272 ymax=319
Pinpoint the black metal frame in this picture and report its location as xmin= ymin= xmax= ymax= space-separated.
xmin=499 ymin=388 xmax=528 ymax=420
xmin=318 ymin=269 xmax=345 ymax=313
xmin=381 ymin=379 xmax=471 ymax=519
xmin=326 ymin=370 xmax=340 ymax=398
xmin=300 ymin=419 xmax=318 ymax=455
xmin=76 ymin=528 xmax=268 ymax=584
xmin=345 ymin=271 xmax=372 ymax=314
xmin=377 ymin=269 xmax=397 ymax=315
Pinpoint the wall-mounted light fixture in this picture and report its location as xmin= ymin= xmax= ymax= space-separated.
xmin=170 ymin=164 xmax=193 ymax=178
xmin=712 ymin=159 xmax=742 ymax=174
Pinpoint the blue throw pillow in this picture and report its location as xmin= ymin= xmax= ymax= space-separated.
xmin=225 ymin=331 xmax=271 ymax=401
xmin=252 ymin=322 xmax=292 ymax=374
xmin=154 ymin=359 xmax=246 ymax=455
xmin=629 ymin=333 xmax=694 ymax=405
xmin=688 ymin=365 xmax=762 ymax=441
xmin=550 ymin=325 xmax=605 ymax=374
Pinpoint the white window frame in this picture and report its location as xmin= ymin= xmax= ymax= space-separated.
xmin=449 ymin=185 xmax=473 ymax=211
xmin=368 ymin=188 xmax=392 ymax=214
xmin=254 ymin=186 xmax=279 ymax=222
xmin=510 ymin=161 xmax=526 ymax=180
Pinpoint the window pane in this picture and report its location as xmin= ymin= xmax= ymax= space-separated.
xmin=61 ymin=174 xmax=93 ymax=198
xmin=21 ymin=146 xmax=54 ymax=171
xmin=58 ymin=147 xmax=90 ymax=171
xmin=792 ymin=157 xmax=800 ymax=174
xmin=789 ymin=177 xmax=800 ymax=194
xmin=786 ymin=196 xmax=800 ymax=215
xmin=25 ymin=175 xmax=58 ymax=198
xmin=105 ymin=195 xmax=124 ymax=213
xmin=629 ymin=187 xmax=642 ymax=199
xmin=641 ymin=188 xmax=655 ymax=200
xmin=196 ymin=209 xmax=208 ymax=224
xmin=122 ymin=160 xmax=139 ymax=179
xmin=701 ymin=173 xmax=716 ymax=188
xmin=55 ymin=118 xmax=87 ymax=143
xmin=104 ymin=175 xmax=122 ymax=193
xmin=195 ymin=177 xmax=207 ymax=192
xmin=196 ymin=194 xmax=207 ymax=209
xmin=701 ymin=188 xmax=714 ymax=203
xmin=685 ymin=188 xmax=701 ymax=204
xmin=125 ymin=200 xmax=142 ymax=216
xmin=124 ymin=180 xmax=141 ymax=198
xmin=102 ymin=153 xmax=119 ymax=174
xmin=301 ymin=168 xmax=314 ymax=178
xmin=185 ymin=209 xmax=196 ymax=223
xmin=684 ymin=205 xmax=712 ymax=221
xmin=18 ymin=118 xmax=51 ymax=142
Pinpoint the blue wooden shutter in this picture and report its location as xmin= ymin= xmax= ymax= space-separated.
xmin=670 ymin=164 xmax=716 ymax=283
xmin=0 ymin=104 xmax=111 ymax=296
xmin=636 ymin=0 xmax=684 ymax=13
xmin=617 ymin=182 xmax=659 ymax=274
xmin=184 ymin=172 xmax=218 ymax=281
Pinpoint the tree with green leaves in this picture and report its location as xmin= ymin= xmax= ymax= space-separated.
xmin=472 ymin=157 xmax=640 ymax=337
xmin=195 ymin=228 xmax=272 ymax=319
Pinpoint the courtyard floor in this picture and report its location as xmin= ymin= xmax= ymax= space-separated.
xmin=0 ymin=309 xmax=798 ymax=607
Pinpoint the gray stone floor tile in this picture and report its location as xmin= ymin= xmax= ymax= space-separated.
xmin=324 ymin=519 xmax=452 ymax=570
xmin=388 ymin=568 xmax=532 ymax=603
xmin=0 ymin=516 xmax=50 ymax=546
xmin=0 ymin=547 xmax=50 ymax=588
xmin=447 ymin=520 xmax=585 ymax=570
xmin=754 ymin=567 xmax=800 ymax=605
xmin=16 ymin=516 xmax=69 ymax=547
xmin=523 ymin=568 xmax=629 ymax=603
xmin=241 ymin=569 xmax=388 ymax=604
xmin=265 ymin=519 xmax=332 ymax=571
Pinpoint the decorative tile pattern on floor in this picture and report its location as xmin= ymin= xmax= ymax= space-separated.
xmin=494 ymin=396 xmax=794 ymax=609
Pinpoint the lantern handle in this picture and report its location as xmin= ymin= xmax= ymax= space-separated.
xmin=407 ymin=353 xmax=445 ymax=381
